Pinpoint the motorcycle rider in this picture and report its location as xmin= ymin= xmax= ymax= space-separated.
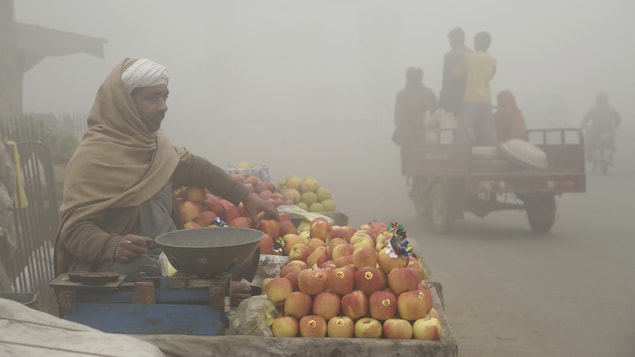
xmin=580 ymin=93 xmax=621 ymax=161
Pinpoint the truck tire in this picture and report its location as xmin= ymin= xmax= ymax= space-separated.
xmin=425 ymin=182 xmax=456 ymax=234
xmin=525 ymin=194 xmax=556 ymax=233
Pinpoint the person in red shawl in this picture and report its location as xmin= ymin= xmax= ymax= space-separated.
xmin=494 ymin=90 xmax=528 ymax=142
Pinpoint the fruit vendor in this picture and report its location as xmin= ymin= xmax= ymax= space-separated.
xmin=54 ymin=58 xmax=278 ymax=305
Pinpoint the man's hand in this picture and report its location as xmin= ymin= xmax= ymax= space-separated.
xmin=114 ymin=234 xmax=154 ymax=263
xmin=242 ymin=192 xmax=279 ymax=225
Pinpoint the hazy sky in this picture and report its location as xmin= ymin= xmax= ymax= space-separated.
xmin=13 ymin=1 xmax=634 ymax=158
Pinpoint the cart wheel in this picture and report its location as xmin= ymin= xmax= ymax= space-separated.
xmin=425 ymin=183 xmax=456 ymax=234
xmin=525 ymin=194 xmax=556 ymax=233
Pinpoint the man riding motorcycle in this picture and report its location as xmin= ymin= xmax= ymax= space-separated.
xmin=580 ymin=93 xmax=621 ymax=163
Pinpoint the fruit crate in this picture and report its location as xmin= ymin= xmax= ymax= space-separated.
xmin=133 ymin=283 xmax=458 ymax=357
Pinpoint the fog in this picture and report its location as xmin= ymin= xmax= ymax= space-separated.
xmin=11 ymin=2 xmax=635 ymax=355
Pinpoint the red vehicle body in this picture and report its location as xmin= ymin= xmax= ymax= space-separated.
xmin=401 ymin=128 xmax=586 ymax=233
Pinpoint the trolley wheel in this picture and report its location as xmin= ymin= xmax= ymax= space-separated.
xmin=525 ymin=194 xmax=556 ymax=233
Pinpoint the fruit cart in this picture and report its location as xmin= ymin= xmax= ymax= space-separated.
xmin=402 ymin=128 xmax=586 ymax=233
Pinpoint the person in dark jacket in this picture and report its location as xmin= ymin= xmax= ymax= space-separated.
xmin=393 ymin=67 xmax=438 ymax=145
xmin=438 ymin=27 xmax=471 ymax=115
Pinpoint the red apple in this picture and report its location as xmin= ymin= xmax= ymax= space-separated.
xmin=184 ymin=186 xmax=205 ymax=203
xmin=326 ymin=267 xmax=354 ymax=295
xmin=284 ymin=291 xmax=313 ymax=319
xmin=264 ymin=277 xmax=293 ymax=304
xmin=271 ymin=316 xmax=299 ymax=337
xmin=412 ymin=317 xmax=442 ymax=340
xmin=352 ymin=246 xmax=378 ymax=269
xmin=285 ymin=260 xmax=309 ymax=270
xmin=285 ymin=270 xmax=300 ymax=292
xmin=397 ymin=289 xmax=433 ymax=321
xmin=354 ymin=317 xmax=383 ymax=338
xmin=224 ymin=205 xmax=241 ymax=223
xmin=258 ymin=219 xmax=280 ymax=239
xmin=196 ymin=210 xmax=217 ymax=227
xmin=282 ymin=234 xmax=305 ymax=255
xmin=288 ymin=243 xmax=312 ymax=262
xmin=299 ymin=315 xmax=327 ymax=337
xmin=354 ymin=266 xmax=387 ymax=295
xmin=312 ymin=291 xmax=341 ymax=321
xmin=331 ymin=243 xmax=354 ymax=261
xmin=279 ymin=264 xmax=301 ymax=278
xmin=279 ymin=220 xmax=298 ymax=237
xmin=340 ymin=290 xmax=368 ymax=321
xmin=179 ymin=200 xmax=202 ymax=223
xmin=383 ymin=318 xmax=413 ymax=339
xmin=407 ymin=260 xmax=428 ymax=284
xmin=210 ymin=204 xmax=226 ymax=221
xmin=327 ymin=316 xmax=355 ymax=338
xmin=369 ymin=289 xmax=398 ymax=321
xmin=307 ymin=238 xmax=325 ymax=253
xmin=306 ymin=246 xmax=327 ymax=268
xmin=259 ymin=234 xmax=274 ymax=255
xmin=329 ymin=227 xmax=354 ymax=242
xmin=334 ymin=254 xmax=354 ymax=268
xmin=297 ymin=269 xmax=328 ymax=296
xmin=387 ymin=267 xmax=419 ymax=295
xmin=310 ymin=217 xmax=332 ymax=241
xmin=349 ymin=231 xmax=373 ymax=247
xmin=325 ymin=237 xmax=346 ymax=259
xmin=229 ymin=216 xmax=251 ymax=228
xmin=278 ymin=212 xmax=292 ymax=222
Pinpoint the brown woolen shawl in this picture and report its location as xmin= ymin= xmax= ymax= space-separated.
xmin=55 ymin=58 xmax=190 ymax=274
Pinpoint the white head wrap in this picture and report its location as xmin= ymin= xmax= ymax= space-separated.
xmin=121 ymin=58 xmax=169 ymax=93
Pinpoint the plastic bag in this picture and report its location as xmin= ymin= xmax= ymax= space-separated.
xmin=226 ymin=295 xmax=279 ymax=336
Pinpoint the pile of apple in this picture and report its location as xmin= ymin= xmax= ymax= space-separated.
xmin=279 ymin=176 xmax=336 ymax=212
xmin=261 ymin=218 xmax=443 ymax=340
xmin=228 ymin=173 xmax=294 ymax=208
xmin=175 ymin=186 xmax=256 ymax=229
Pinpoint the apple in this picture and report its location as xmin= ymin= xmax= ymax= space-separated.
xmin=237 ymin=203 xmax=248 ymax=217
xmin=349 ymin=231 xmax=373 ymax=247
xmin=354 ymin=266 xmax=387 ymax=295
xmin=183 ymin=221 xmax=200 ymax=230
xmin=271 ymin=316 xmax=299 ymax=337
xmin=331 ymin=243 xmax=354 ymax=261
xmin=354 ymin=317 xmax=383 ymax=339
xmin=306 ymin=246 xmax=327 ymax=268
xmin=282 ymin=234 xmax=306 ymax=255
xmin=297 ymin=269 xmax=328 ymax=296
xmin=377 ymin=247 xmax=408 ymax=274
xmin=412 ymin=317 xmax=442 ymax=340
xmin=261 ymin=277 xmax=273 ymax=291
xmin=397 ymin=289 xmax=433 ymax=321
xmin=288 ymin=243 xmax=312 ymax=262
xmin=259 ymin=190 xmax=273 ymax=200
xmin=307 ymin=238 xmax=325 ymax=252
xmin=179 ymin=200 xmax=202 ymax=223
xmin=329 ymin=228 xmax=351 ymax=242
xmin=284 ymin=291 xmax=313 ymax=319
xmin=340 ymin=290 xmax=368 ymax=321
xmin=326 ymin=267 xmax=354 ymax=295
xmin=325 ymin=237 xmax=346 ymax=259
xmin=264 ymin=277 xmax=292 ymax=304
xmin=285 ymin=260 xmax=309 ymax=270
xmin=279 ymin=220 xmax=298 ymax=237
xmin=259 ymin=234 xmax=274 ymax=254
xmin=196 ymin=210 xmax=217 ymax=227
xmin=426 ymin=307 xmax=440 ymax=320
xmin=352 ymin=246 xmax=378 ymax=269
xmin=383 ymin=318 xmax=413 ymax=339
xmin=285 ymin=270 xmax=300 ymax=292
xmin=258 ymin=219 xmax=280 ymax=240
xmin=312 ymin=291 xmax=341 ymax=321
xmin=299 ymin=315 xmax=327 ymax=338
xmin=387 ymin=267 xmax=419 ymax=295
xmin=310 ymin=217 xmax=332 ymax=241
xmin=184 ymin=186 xmax=206 ymax=203
xmin=368 ymin=289 xmax=398 ymax=321
xmin=229 ymin=216 xmax=251 ymax=228
xmin=278 ymin=212 xmax=292 ymax=222
xmin=334 ymin=254 xmax=354 ymax=268
xmin=407 ymin=260 xmax=428 ymax=284
xmin=327 ymin=316 xmax=355 ymax=338
xmin=318 ymin=259 xmax=336 ymax=270
xmin=224 ymin=206 xmax=241 ymax=223
xmin=210 ymin=203 xmax=226 ymax=221
xmin=279 ymin=264 xmax=301 ymax=278
xmin=375 ymin=231 xmax=393 ymax=251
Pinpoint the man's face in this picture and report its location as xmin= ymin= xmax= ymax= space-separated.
xmin=131 ymin=84 xmax=169 ymax=132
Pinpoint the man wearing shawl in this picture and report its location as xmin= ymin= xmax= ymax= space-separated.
xmin=55 ymin=58 xmax=278 ymax=305
xmin=438 ymin=27 xmax=471 ymax=115
xmin=494 ymin=90 xmax=528 ymax=142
